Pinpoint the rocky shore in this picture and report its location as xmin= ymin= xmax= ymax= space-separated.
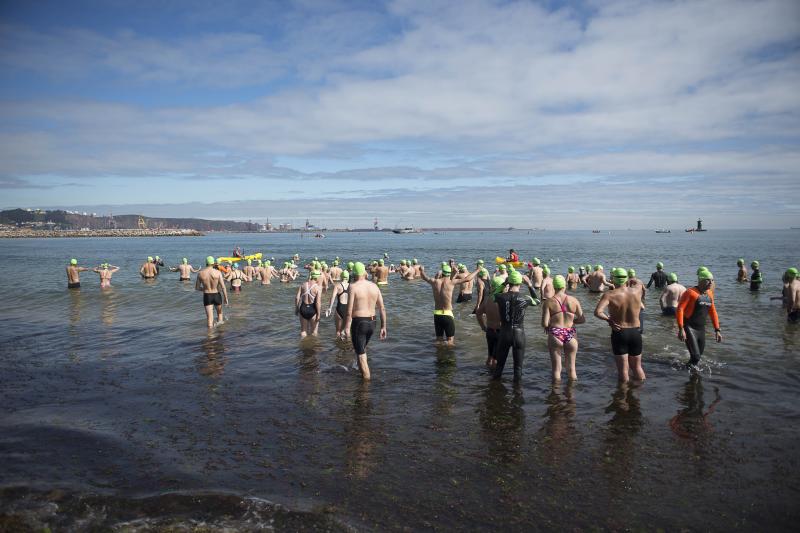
xmin=0 ymin=228 xmax=204 ymax=238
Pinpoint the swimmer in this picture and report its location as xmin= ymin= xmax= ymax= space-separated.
xmin=344 ymin=262 xmax=387 ymax=380
xmin=594 ymin=268 xmax=646 ymax=382
xmin=539 ymin=265 xmax=554 ymax=300
xmin=140 ymin=257 xmax=158 ymax=279
xmin=295 ymin=270 xmax=322 ymax=338
xmin=585 ymin=265 xmax=613 ymax=293
xmin=66 ymin=258 xmax=89 ymax=289
xmin=93 ymin=263 xmax=120 ymax=289
xmin=659 ymin=273 xmax=686 ymax=316
xmin=749 ymin=261 xmax=763 ymax=292
xmin=476 ymin=277 xmax=505 ymax=368
xmin=195 ymin=256 xmax=228 ymax=328
xmin=152 ymin=256 xmax=165 ymax=275
xmin=374 ymin=259 xmax=390 ymax=285
xmin=455 ymin=264 xmax=474 ymax=302
xmin=646 ymin=262 xmax=668 ymax=289
xmin=492 ymin=270 xmax=539 ymax=382
xmin=528 ymin=258 xmax=543 ymax=296
xmin=169 ymin=258 xmax=199 ymax=281
xmin=541 ymin=275 xmax=585 ymax=382
xmin=626 ymin=268 xmax=646 ymax=332
xmin=494 ymin=264 xmax=508 ymax=284
xmin=330 ymin=260 xmax=343 ymax=281
xmin=419 ymin=263 xmax=481 ymax=345
xmin=778 ymin=268 xmax=800 ymax=323
xmin=411 ymin=258 xmax=422 ymax=279
xmin=257 ymin=261 xmax=279 ymax=285
xmin=326 ymin=270 xmax=351 ymax=339
xmin=243 ymin=260 xmax=257 ymax=281
xmin=280 ymin=262 xmax=297 ymax=283
xmin=471 ymin=266 xmax=490 ymax=314
xmin=566 ymin=266 xmax=581 ymax=290
xmin=577 ymin=265 xmax=588 ymax=284
xmin=225 ymin=263 xmax=251 ymax=292
xmin=676 ymin=268 xmax=722 ymax=366
xmin=736 ymin=259 xmax=749 ymax=282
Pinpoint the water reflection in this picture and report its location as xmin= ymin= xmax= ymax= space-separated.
xmin=478 ymin=381 xmax=525 ymax=464
xmin=197 ymin=332 xmax=227 ymax=379
xmin=539 ymin=381 xmax=578 ymax=465
xmin=344 ymin=381 xmax=381 ymax=479
xmin=433 ymin=348 xmax=458 ymax=419
xmin=601 ymin=383 xmax=643 ymax=487
xmin=297 ymin=337 xmax=322 ymax=409
xmin=669 ymin=373 xmax=721 ymax=475
xmin=100 ymin=289 xmax=117 ymax=327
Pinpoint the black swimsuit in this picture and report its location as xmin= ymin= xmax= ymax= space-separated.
xmin=335 ymin=282 xmax=349 ymax=319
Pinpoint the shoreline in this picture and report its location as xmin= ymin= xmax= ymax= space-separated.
xmin=0 ymin=229 xmax=204 ymax=238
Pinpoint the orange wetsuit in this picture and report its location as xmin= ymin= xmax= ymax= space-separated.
xmin=676 ymin=287 xmax=719 ymax=364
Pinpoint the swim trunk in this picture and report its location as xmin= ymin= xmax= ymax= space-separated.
xmin=485 ymin=327 xmax=499 ymax=358
xmin=67 ymin=282 xmax=81 ymax=289
xmin=180 ymin=277 xmax=190 ymax=281
xmin=788 ymin=310 xmax=799 ymax=324
xmin=547 ymin=327 xmax=576 ymax=344
xmin=203 ymin=292 xmax=222 ymax=306
xmin=611 ymin=327 xmax=643 ymax=357
xmin=456 ymin=293 xmax=472 ymax=303
xmin=351 ymin=316 xmax=375 ymax=354
xmin=433 ymin=310 xmax=455 ymax=338
xmin=299 ymin=303 xmax=316 ymax=320
xmin=661 ymin=306 xmax=676 ymax=316
xmin=231 ymin=285 xmax=241 ymax=292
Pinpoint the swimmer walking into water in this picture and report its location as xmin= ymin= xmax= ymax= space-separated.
xmin=659 ymin=273 xmax=686 ymax=315
xmin=676 ymin=268 xmax=722 ymax=366
xmin=169 ymin=258 xmax=199 ymax=281
xmin=344 ymin=262 xmax=387 ymax=380
xmin=326 ymin=270 xmax=351 ymax=340
xmin=195 ymin=256 xmax=228 ymax=328
xmin=476 ymin=277 xmax=505 ymax=368
xmin=66 ymin=258 xmax=88 ymax=289
xmin=140 ymin=257 xmax=158 ymax=279
xmin=93 ymin=263 xmax=120 ymax=288
xmin=419 ymin=262 xmax=481 ymax=346
xmin=492 ymin=270 xmax=539 ymax=381
xmin=295 ymin=270 xmax=322 ymax=338
xmin=542 ymin=275 xmax=585 ymax=382
xmin=594 ymin=268 xmax=646 ymax=382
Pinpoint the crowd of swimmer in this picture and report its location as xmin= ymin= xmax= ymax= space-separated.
xmin=65 ymin=252 xmax=800 ymax=383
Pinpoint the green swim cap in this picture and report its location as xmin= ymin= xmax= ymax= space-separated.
xmin=148 ymin=256 xmax=154 ymax=262
xmin=668 ymin=272 xmax=678 ymax=283
xmin=595 ymin=264 xmax=603 ymax=271
xmin=347 ymin=261 xmax=354 ymax=271
xmin=181 ymin=257 xmax=187 ymax=264
xmin=737 ymin=258 xmax=744 ymax=266
xmin=568 ymin=266 xmax=575 ymax=273
xmin=532 ymin=257 xmax=541 ymax=265
xmin=656 ymin=262 xmax=664 ymax=269
xmin=611 ymin=267 xmax=628 ymax=280
xmin=70 ymin=258 xmax=77 ymax=265
xmin=478 ymin=269 xmax=488 ymax=278
xmin=491 ymin=277 xmax=505 ymax=295
xmin=341 ymin=270 xmax=350 ymax=280
xmin=698 ymin=269 xmax=714 ymax=281
xmin=585 ymin=264 xmax=592 ymax=272
xmin=413 ymin=258 xmax=418 ymax=264
xmin=553 ymin=275 xmax=566 ymax=290
xmin=353 ymin=262 xmax=366 ymax=276
xmin=442 ymin=264 xmax=452 ymax=275
xmin=378 ymin=259 xmax=384 ymax=266
xmin=459 ymin=264 xmax=466 ymax=272
xmin=498 ymin=264 xmax=506 ymax=271
xmin=627 ymin=268 xmax=636 ymax=278
xmin=542 ymin=265 xmax=550 ymax=275
xmin=264 ymin=261 xmax=270 ymax=266
xmin=247 ymin=259 xmax=252 ymax=265
xmin=751 ymin=260 xmax=759 ymax=268
xmin=508 ymin=265 xmax=516 ymax=272
xmin=696 ymin=266 xmax=707 ymax=275
xmin=508 ymin=271 xmax=523 ymax=285
xmin=155 ymin=256 xmax=160 ymax=260
xmin=477 ymin=259 xmax=484 ymax=265
xmin=310 ymin=270 xmax=320 ymax=279
xmin=785 ymin=267 xmax=798 ymax=279
xmin=206 ymin=256 xmax=215 ymax=265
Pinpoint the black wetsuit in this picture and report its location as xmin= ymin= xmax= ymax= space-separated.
xmin=681 ymin=289 xmax=716 ymax=365
xmin=493 ymin=291 xmax=535 ymax=380
xmin=647 ymin=270 xmax=668 ymax=289
xmin=750 ymin=268 xmax=763 ymax=292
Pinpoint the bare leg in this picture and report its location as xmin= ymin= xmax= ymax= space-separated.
xmin=446 ymin=336 xmax=455 ymax=347
xmin=215 ymin=304 xmax=224 ymax=325
xmin=334 ymin=314 xmax=343 ymax=339
xmin=628 ymin=355 xmax=646 ymax=381
xmin=615 ymin=354 xmax=630 ymax=383
xmin=311 ymin=317 xmax=320 ymax=336
xmin=564 ymin=338 xmax=578 ymax=381
xmin=357 ymin=353 xmax=371 ymax=380
xmin=548 ymin=334 xmax=563 ymax=382
xmin=299 ymin=317 xmax=308 ymax=338
xmin=204 ymin=305 xmax=215 ymax=328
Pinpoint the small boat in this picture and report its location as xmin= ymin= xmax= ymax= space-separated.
xmin=655 ymin=229 xmax=671 ymax=233
xmin=392 ymin=227 xmax=420 ymax=234
xmin=592 ymin=230 xmax=601 ymax=234
xmin=314 ymin=233 xmax=325 ymax=239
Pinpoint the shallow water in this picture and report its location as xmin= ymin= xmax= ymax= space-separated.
xmin=1 ymin=230 xmax=799 ymax=531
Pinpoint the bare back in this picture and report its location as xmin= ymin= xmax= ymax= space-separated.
xmin=598 ymin=287 xmax=642 ymax=328
xmin=661 ymin=283 xmax=687 ymax=308
xmin=542 ymin=292 xmax=584 ymax=328
xmin=196 ymin=267 xmax=225 ymax=294
xmin=586 ymin=271 xmax=608 ymax=292
xmin=349 ymin=279 xmax=384 ymax=318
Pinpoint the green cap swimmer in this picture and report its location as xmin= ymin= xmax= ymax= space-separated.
xmin=611 ymin=267 xmax=628 ymax=284
xmin=412 ymin=258 xmax=418 ymax=264
xmin=310 ymin=270 xmax=321 ymax=279
xmin=595 ymin=264 xmax=603 ymax=271
xmin=441 ymin=264 xmax=452 ymax=275
xmin=478 ymin=268 xmax=488 ymax=278
xmin=378 ymin=259 xmax=384 ymax=266
xmin=532 ymin=257 xmax=541 ymax=266
xmin=148 ymin=256 xmax=154 ymax=262
xmin=568 ymin=266 xmax=575 ymax=273
xmin=751 ymin=260 xmax=759 ymax=268
xmin=491 ymin=277 xmax=505 ymax=297
xmin=341 ymin=270 xmax=350 ymax=280
xmin=656 ymin=262 xmax=664 ymax=269
xmin=668 ymin=272 xmax=678 ymax=283
xmin=552 ymin=275 xmax=566 ymax=290
xmin=498 ymin=264 xmax=506 ymax=271
xmin=737 ymin=258 xmax=744 ymax=266
xmin=206 ymin=256 xmax=215 ymax=266
xmin=70 ymin=258 xmax=78 ymax=265
xmin=542 ymin=265 xmax=550 ymax=276
xmin=477 ymin=259 xmax=484 ymax=265
xmin=507 ymin=270 xmax=523 ymax=285
xmin=353 ymin=262 xmax=366 ymax=277
xmin=182 ymin=258 xmax=188 ymax=264
xmin=698 ymin=268 xmax=714 ymax=281
xmin=785 ymin=267 xmax=798 ymax=279
xmin=627 ymin=268 xmax=636 ymax=278
xmin=347 ymin=261 xmax=355 ymax=271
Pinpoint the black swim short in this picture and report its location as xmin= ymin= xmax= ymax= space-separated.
xmin=351 ymin=316 xmax=375 ymax=354
xmin=456 ymin=293 xmax=472 ymax=303
xmin=485 ymin=327 xmax=499 ymax=358
xmin=434 ymin=314 xmax=456 ymax=338
xmin=180 ymin=277 xmax=190 ymax=281
xmin=611 ymin=327 xmax=643 ymax=357
xmin=203 ymin=292 xmax=222 ymax=306
xmin=67 ymin=282 xmax=81 ymax=289
xmin=661 ymin=306 xmax=676 ymax=316
xmin=789 ymin=310 xmax=799 ymax=324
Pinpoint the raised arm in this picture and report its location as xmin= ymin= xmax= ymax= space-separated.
xmin=418 ymin=265 xmax=435 ymax=285
xmin=452 ymin=267 xmax=481 ymax=285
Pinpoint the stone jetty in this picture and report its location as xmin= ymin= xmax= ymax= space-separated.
xmin=0 ymin=228 xmax=204 ymax=239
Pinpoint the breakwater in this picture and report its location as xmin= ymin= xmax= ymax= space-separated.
xmin=0 ymin=228 xmax=204 ymax=238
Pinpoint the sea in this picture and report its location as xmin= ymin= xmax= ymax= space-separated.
xmin=1 ymin=229 xmax=798 ymax=531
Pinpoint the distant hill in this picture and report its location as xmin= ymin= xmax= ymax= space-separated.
xmin=0 ymin=209 xmax=257 ymax=232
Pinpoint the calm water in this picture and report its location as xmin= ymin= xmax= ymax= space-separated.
xmin=1 ymin=230 xmax=799 ymax=531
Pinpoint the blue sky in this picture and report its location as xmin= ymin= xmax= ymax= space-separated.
xmin=1 ymin=0 xmax=799 ymax=228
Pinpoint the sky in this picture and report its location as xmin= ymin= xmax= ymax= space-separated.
xmin=1 ymin=0 xmax=799 ymax=229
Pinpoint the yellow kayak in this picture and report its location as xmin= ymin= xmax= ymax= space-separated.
xmin=217 ymin=253 xmax=262 ymax=263
xmin=495 ymin=256 xmax=524 ymax=268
